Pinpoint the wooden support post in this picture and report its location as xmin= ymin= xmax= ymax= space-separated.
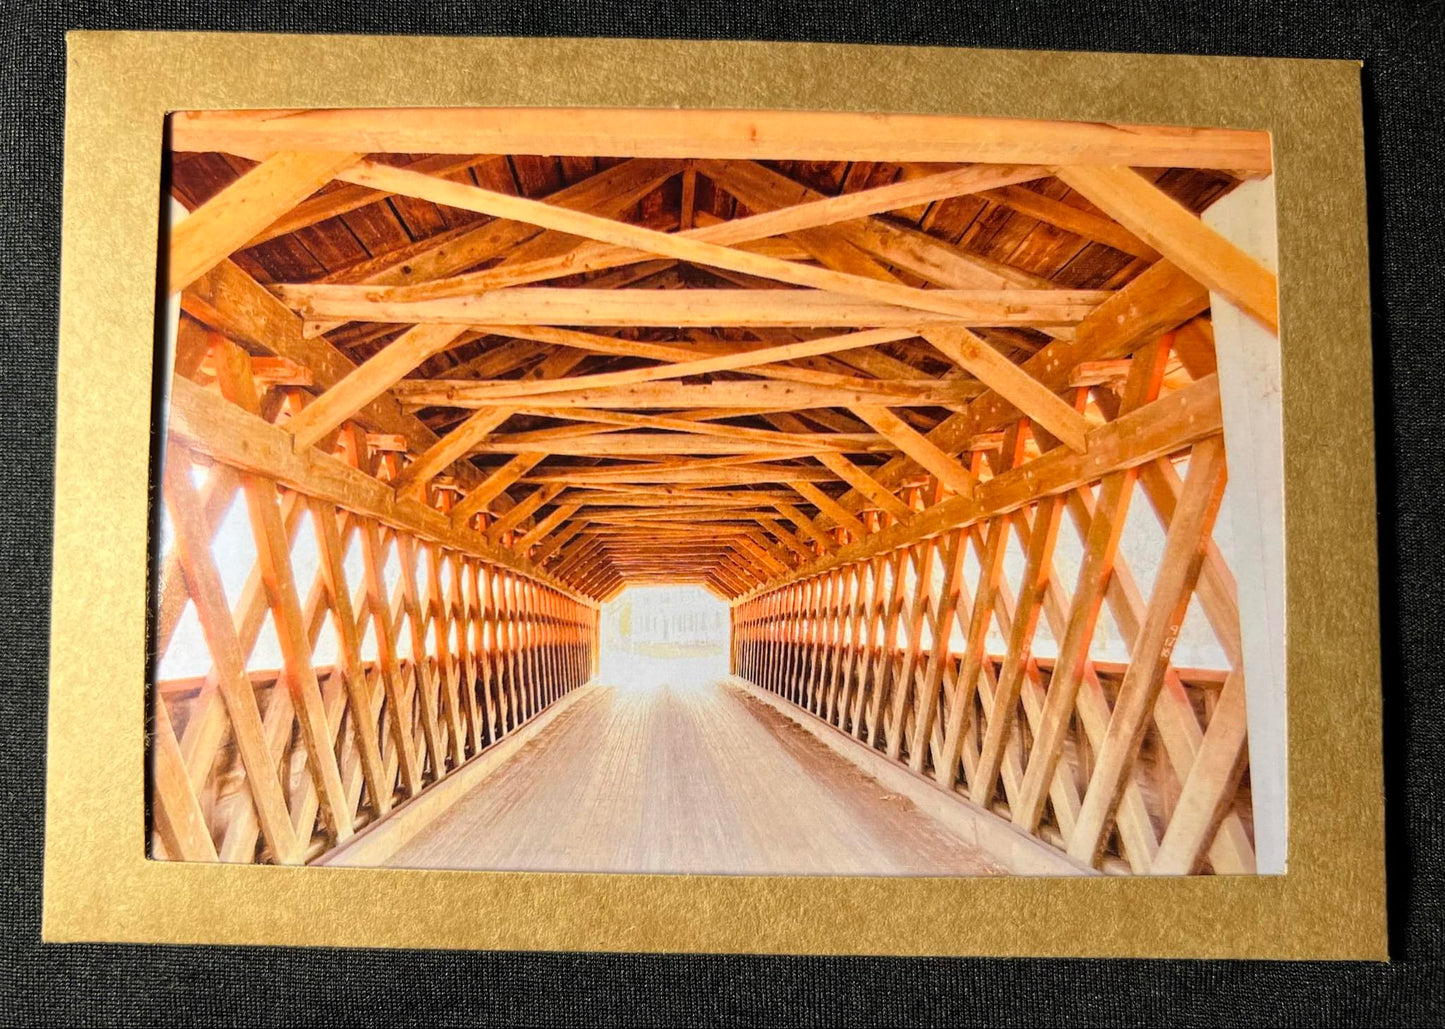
xmin=1203 ymin=176 xmax=1287 ymax=874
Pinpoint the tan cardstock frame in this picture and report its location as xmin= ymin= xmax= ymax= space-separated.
xmin=45 ymin=31 xmax=1385 ymax=958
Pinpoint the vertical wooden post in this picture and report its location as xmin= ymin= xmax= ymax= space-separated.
xmin=1205 ymin=176 xmax=1286 ymax=874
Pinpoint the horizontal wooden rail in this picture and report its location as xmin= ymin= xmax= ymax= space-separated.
xmin=167 ymin=374 xmax=594 ymax=606
xmin=170 ymin=107 xmax=1274 ymax=173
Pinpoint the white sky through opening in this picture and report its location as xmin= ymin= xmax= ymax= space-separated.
xmin=597 ymin=585 xmax=730 ymax=690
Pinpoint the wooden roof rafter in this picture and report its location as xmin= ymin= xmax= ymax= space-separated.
xmin=166 ymin=104 xmax=1269 ymax=600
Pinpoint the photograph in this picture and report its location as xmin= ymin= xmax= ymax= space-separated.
xmin=149 ymin=103 xmax=1284 ymax=880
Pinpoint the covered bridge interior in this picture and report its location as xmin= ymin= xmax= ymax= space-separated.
xmin=150 ymin=107 xmax=1278 ymax=878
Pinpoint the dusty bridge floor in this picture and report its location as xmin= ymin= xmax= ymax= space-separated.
xmin=383 ymin=674 xmax=1007 ymax=877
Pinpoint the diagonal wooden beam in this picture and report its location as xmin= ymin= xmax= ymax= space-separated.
xmin=1065 ymin=435 xmax=1230 ymax=865
xmin=485 ymin=484 xmax=565 ymax=544
xmin=584 ymin=508 xmax=764 ymax=523
xmin=302 ymin=157 xmax=683 ymax=335
xmin=516 ymin=407 xmax=882 ymax=453
xmin=391 ymin=346 xmax=591 ymax=496
xmin=772 ymin=500 xmax=838 ymax=552
xmin=312 ymin=159 xmax=1103 ymax=325
xmin=286 ymin=322 xmax=470 ymax=449
xmin=398 ymin=328 xmax=913 ymax=413
xmin=181 ymin=262 xmax=467 ymax=471
xmin=394 ymin=408 xmax=515 ymax=496
xmin=469 ymin=324 xmax=898 ymax=392
xmin=309 ymin=496 xmax=392 ymax=818
xmin=814 ymin=452 xmax=916 ymax=522
xmin=717 ymin=552 xmax=765 ymax=590
xmin=552 ymin=536 xmax=602 ymax=579
xmin=150 ymin=696 xmax=217 ymax=861
xmin=755 ymin=514 xmax=814 ymax=563
xmin=244 ymin=153 xmax=498 ymax=247
xmin=211 ymin=353 xmax=357 ymax=843
xmin=565 ymin=472 xmax=836 ymax=490
xmin=402 ymin=327 xmax=919 ymax=404
xmin=556 ymin=486 xmax=793 ymax=504
xmin=736 ymin=533 xmax=791 ymax=577
xmin=1055 ymin=165 xmax=1278 ymax=333
xmin=515 ymin=503 xmax=581 ymax=551
xmin=801 ymin=261 xmax=1208 ymax=525
xmin=704 ymin=158 xmax=1066 ymax=299
xmin=407 ymin=378 xmax=975 ymax=412
xmin=533 ymin=517 xmax=588 ymax=564
xmin=728 ymin=543 xmax=777 ymax=584
xmin=168 ymin=376 xmax=591 ymax=600
xmin=449 ymin=453 xmax=548 ymax=527
xmin=701 ymin=240 xmax=973 ymax=543
xmin=468 ymin=434 xmax=861 ymax=458
xmin=395 ymin=162 xmax=1052 ymax=297
xmin=475 ymin=326 xmax=931 ymax=397
xmin=169 ymin=151 xmax=359 ymax=293
xmin=736 ymin=370 xmax=1222 ymax=601
xmin=473 ymin=323 xmax=723 ymax=362
xmin=1150 ymin=668 xmax=1250 ymax=874
xmin=973 ymin=182 xmax=1160 ymax=261
xmin=160 ymin=454 xmax=303 ymax=864
xmin=764 ymin=412 xmax=914 ymax=523
xmin=921 ymin=326 xmax=1090 ymax=452
xmin=851 ymin=404 xmax=977 ymax=498
xmin=789 ymin=482 xmax=869 ymax=540
xmin=969 ymin=488 xmax=1067 ymax=800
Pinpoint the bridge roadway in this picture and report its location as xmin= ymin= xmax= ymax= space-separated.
xmin=380 ymin=656 xmax=1006 ymax=876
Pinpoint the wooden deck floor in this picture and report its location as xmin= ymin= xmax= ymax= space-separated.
xmin=386 ymin=665 xmax=1007 ymax=876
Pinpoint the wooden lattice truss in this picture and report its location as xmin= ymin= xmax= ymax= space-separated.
xmin=154 ymin=107 xmax=1275 ymax=871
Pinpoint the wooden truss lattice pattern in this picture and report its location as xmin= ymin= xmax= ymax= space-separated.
xmin=731 ymin=416 xmax=1254 ymax=875
xmin=151 ymin=346 xmax=597 ymax=864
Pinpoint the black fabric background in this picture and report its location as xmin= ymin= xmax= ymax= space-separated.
xmin=2 ymin=2 xmax=1441 ymax=1024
